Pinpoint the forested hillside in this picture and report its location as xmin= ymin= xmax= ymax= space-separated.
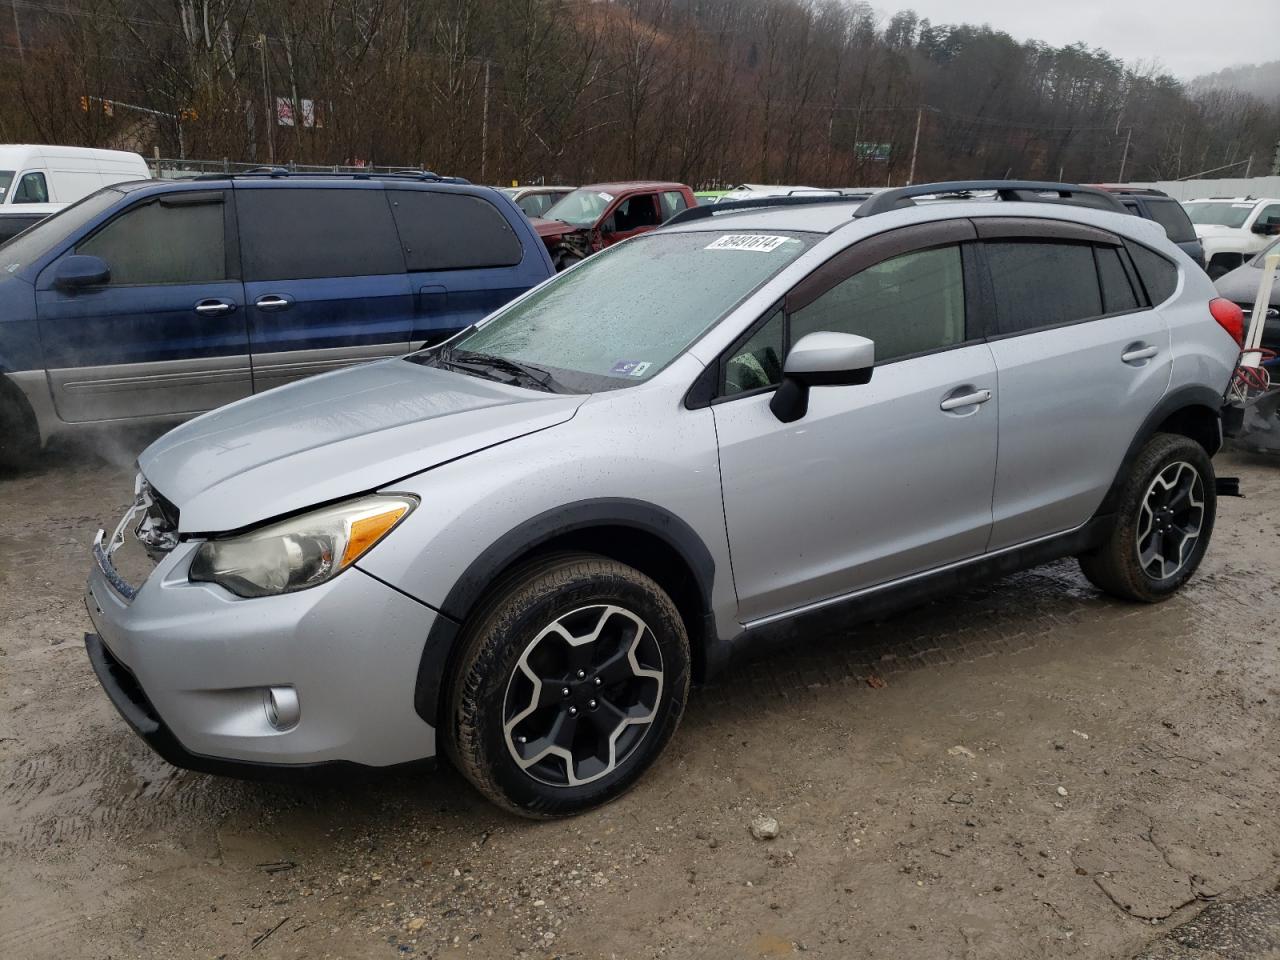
xmin=1 ymin=0 xmax=1276 ymax=186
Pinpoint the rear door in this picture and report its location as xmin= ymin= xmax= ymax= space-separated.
xmin=387 ymin=188 xmax=531 ymax=347
xmin=236 ymin=184 xmax=413 ymax=392
xmin=979 ymin=218 xmax=1171 ymax=550
xmin=35 ymin=189 xmax=250 ymax=422
xmin=600 ymin=193 xmax=662 ymax=248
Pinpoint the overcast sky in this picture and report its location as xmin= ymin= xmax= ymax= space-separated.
xmin=878 ymin=0 xmax=1278 ymax=79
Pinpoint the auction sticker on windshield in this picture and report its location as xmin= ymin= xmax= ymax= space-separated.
xmin=706 ymin=234 xmax=791 ymax=252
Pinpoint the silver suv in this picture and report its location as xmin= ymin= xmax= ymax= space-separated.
xmin=85 ymin=181 xmax=1243 ymax=816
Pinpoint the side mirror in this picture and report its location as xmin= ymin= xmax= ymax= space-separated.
xmin=770 ymin=331 xmax=874 ymax=423
xmin=53 ymin=254 xmax=110 ymax=290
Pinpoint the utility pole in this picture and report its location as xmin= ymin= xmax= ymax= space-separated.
xmin=1244 ymin=153 xmax=1254 ymax=178
xmin=480 ymin=59 xmax=491 ymax=184
xmin=258 ymin=34 xmax=274 ymax=164
xmin=1117 ymin=127 xmax=1132 ymax=183
xmin=907 ymin=105 xmax=924 ymax=185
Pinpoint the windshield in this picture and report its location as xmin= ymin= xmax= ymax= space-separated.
xmin=411 ymin=229 xmax=815 ymax=392
xmin=543 ymin=188 xmax=614 ymax=227
xmin=1185 ymin=201 xmax=1255 ymax=229
xmin=0 ymin=188 xmax=122 ymax=272
xmin=0 ymin=170 xmax=13 ymax=201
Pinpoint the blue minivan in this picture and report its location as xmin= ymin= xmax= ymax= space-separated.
xmin=0 ymin=172 xmax=555 ymax=465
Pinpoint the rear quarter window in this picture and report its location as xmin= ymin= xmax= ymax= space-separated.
xmin=1143 ymin=199 xmax=1197 ymax=244
xmin=1125 ymin=241 xmax=1179 ymax=305
xmin=389 ymin=190 xmax=523 ymax=271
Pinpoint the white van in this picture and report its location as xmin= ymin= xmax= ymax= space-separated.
xmin=0 ymin=145 xmax=150 ymax=208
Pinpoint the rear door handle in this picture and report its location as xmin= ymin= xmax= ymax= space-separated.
xmin=194 ymin=299 xmax=234 ymax=316
xmin=940 ymin=389 xmax=992 ymax=412
xmin=1122 ymin=344 xmax=1159 ymax=364
xmin=255 ymin=294 xmax=292 ymax=311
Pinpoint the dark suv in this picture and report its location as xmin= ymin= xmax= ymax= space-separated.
xmin=0 ymin=172 xmax=553 ymax=466
xmin=1094 ymin=186 xmax=1204 ymax=269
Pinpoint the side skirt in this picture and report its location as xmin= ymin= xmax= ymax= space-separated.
xmin=704 ymin=516 xmax=1113 ymax=678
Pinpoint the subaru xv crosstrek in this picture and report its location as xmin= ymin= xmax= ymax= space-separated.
xmin=85 ymin=180 xmax=1243 ymax=817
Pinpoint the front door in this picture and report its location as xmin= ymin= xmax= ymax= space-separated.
xmin=35 ymin=190 xmax=250 ymax=422
xmin=979 ymin=223 xmax=1173 ymax=549
xmin=599 ymin=193 xmax=662 ymax=248
xmin=235 ymin=185 xmax=413 ymax=392
xmin=713 ymin=232 xmax=999 ymax=622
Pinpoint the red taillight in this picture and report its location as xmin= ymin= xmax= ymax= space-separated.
xmin=1210 ymin=297 xmax=1245 ymax=347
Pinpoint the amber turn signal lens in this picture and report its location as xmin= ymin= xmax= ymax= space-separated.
xmin=341 ymin=505 xmax=410 ymax=568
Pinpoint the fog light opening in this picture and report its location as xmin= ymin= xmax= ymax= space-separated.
xmin=264 ymin=685 xmax=300 ymax=731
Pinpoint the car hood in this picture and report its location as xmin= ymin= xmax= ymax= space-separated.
xmin=139 ymin=359 xmax=585 ymax=533
xmin=1194 ymin=224 xmax=1247 ymax=241
xmin=1216 ymin=262 xmax=1280 ymax=308
xmin=529 ymin=217 xmax=578 ymax=239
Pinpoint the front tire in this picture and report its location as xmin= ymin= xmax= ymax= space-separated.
xmin=0 ymin=377 xmax=40 ymax=471
xmin=1079 ymin=432 xmax=1216 ymax=602
xmin=445 ymin=553 xmax=690 ymax=817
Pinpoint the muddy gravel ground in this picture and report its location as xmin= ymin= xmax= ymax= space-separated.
xmin=2 ymin=435 xmax=1278 ymax=960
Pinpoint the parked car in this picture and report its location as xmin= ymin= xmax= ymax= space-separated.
xmin=0 ymin=144 xmax=150 ymax=209
xmin=1092 ymin=186 xmax=1205 ymax=269
xmin=84 ymin=180 xmax=1239 ymax=817
xmin=1183 ymin=196 xmax=1280 ymax=279
xmin=693 ymin=189 xmax=730 ymax=203
xmin=0 ymin=203 xmax=57 ymax=243
xmin=499 ymin=185 xmax=575 ymax=219
xmin=1214 ymin=236 xmax=1279 ymax=354
xmin=531 ymin=181 xmax=696 ymax=269
xmin=0 ymin=172 xmax=554 ymax=466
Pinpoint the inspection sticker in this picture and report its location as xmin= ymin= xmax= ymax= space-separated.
xmin=610 ymin=360 xmax=652 ymax=377
xmin=705 ymin=234 xmax=790 ymax=252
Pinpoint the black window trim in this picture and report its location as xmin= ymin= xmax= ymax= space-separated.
xmin=1122 ymin=238 xmax=1180 ymax=308
xmin=72 ymin=189 xmax=237 ymax=287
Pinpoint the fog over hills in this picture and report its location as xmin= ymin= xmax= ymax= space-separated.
xmin=1191 ymin=61 xmax=1280 ymax=104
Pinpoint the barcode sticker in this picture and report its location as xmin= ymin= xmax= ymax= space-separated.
xmin=705 ymin=234 xmax=790 ymax=252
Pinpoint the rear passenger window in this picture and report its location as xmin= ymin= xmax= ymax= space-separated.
xmin=237 ymin=188 xmax=404 ymax=281
xmin=1125 ymin=241 xmax=1179 ymax=305
xmin=389 ymin=190 xmax=522 ymax=271
xmin=1144 ymin=199 xmax=1196 ymax=244
xmin=790 ymin=245 xmax=966 ymax=363
xmin=1095 ymin=246 xmax=1140 ymax=314
xmin=986 ymin=241 xmax=1102 ymax=334
xmin=79 ymin=198 xmax=227 ymax=285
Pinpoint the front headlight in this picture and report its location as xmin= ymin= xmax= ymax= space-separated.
xmin=189 ymin=494 xmax=417 ymax=598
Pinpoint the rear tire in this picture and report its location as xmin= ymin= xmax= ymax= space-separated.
xmin=1078 ymin=432 xmax=1216 ymax=602
xmin=0 ymin=376 xmax=40 ymax=471
xmin=445 ymin=552 xmax=690 ymax=818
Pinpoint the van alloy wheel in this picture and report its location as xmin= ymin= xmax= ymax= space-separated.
xmin=1136 ymin=460 xmax=1204 ymax=580
xmin=503 ymin=604 xmax=664 ymax=787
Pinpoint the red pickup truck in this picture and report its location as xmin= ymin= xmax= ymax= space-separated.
xmin=529 ymin=181 xmax=697 ymax=270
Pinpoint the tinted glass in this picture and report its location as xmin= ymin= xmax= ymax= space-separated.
xmin=0 ymin=214 xmax=44 ymax=243
xmin=1258 ymin=203 xmax=1280 ymax=231
xmin=79 ymin=198 xmax=226 ymax=284
xmin=237 ymin=188 xmax=403 ymax=281
xmin=986 ymin=241 xmax=1102 ymax=334
xmin=791 ymin=245 xmax=966 ymax=362
xmin=1144 ymin=198 xmax=1196 ymax=243
xmin=389 ymin=190 xmax=522 ymax=271
xmin=660 ymin=190 xmax=688 ymax=220
xmin=13 ymin=172 xmax=48 ymax=204
xmin=1096 ymin=246 xmax=1140 ymax=313
xmin=419 ymin=230 xmax=814 ymax=392
xmin=1126 ymin=241 xmax=1179 ymax=305
xmin=724 ymin=308 xmax=784 ymax=395
xmin=0 ymin=188 xmax=120 ymax=272
xmin=612 ymin=194 xmax=660 ymax=231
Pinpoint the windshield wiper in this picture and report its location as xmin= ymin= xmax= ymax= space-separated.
xmin=445 ymin=351 xmax=566 ymax=393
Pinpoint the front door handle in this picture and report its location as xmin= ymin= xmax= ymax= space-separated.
xmin=1122 ymin=344 xmax=1159 ymax=364
xmin=255 ymin=294 xmax=292 ymax=311
xmin=194 ymin=299 xmax=234 ymax=316
xmin=940 ymin=388 xmax=992 ymax=412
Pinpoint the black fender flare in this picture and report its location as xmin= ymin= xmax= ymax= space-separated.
xmin=413 ymin=498 xmax=717 ymax=726
xmin=1094 ymin=384 xmax=1224 ymax=519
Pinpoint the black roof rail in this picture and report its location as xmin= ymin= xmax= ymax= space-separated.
xmin=665 ymin=192 xmax=873 ymax=226
xmin=185 ymin=169 xmax=471 ymax=185
xmin=854 ymin=180 xmax=1129 ymax=217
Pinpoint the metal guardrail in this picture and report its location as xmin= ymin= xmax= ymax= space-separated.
xmin=151 ymin=158 xmax=442 ymax=180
